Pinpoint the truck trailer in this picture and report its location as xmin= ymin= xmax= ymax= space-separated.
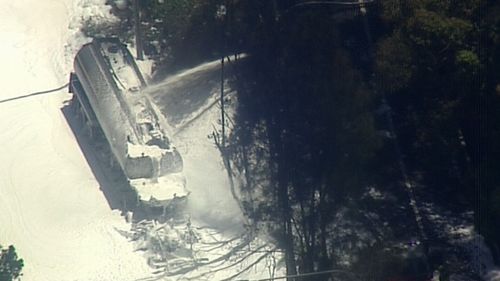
xmin=69 ymin=38 xmax=187 ymax=208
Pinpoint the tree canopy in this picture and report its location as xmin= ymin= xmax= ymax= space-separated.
xmin=110 ymin=0 xmax=499 ymax=278
xmin=0 ymin=245 xmax=23 ymax=281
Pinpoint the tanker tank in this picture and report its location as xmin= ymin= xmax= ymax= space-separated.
xmin=70 ymin=38 xmax=187 ymax=207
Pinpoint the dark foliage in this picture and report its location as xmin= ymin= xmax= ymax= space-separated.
xmin=373 ymin=0 xmax=500 ymax=264
xmin=0 ymin=245 xmax=23 ymax=281
xmin=130 ymin=0 xmax=499 ymax=278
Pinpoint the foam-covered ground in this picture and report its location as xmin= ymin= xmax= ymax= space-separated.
xmin=145 ymin=59 xmax=246 ymax=231
xmin=0 ymin=1 xmax=151 ymax=280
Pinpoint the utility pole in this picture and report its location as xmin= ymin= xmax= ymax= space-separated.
xmin=134 ymin=0 xmax=144 ymax=60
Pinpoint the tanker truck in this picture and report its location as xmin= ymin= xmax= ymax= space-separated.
xmin=69 ymin=38 xmax=187 ymax=208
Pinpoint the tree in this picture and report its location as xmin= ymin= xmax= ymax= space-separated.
xmin=226 ymin=2 xmax=382 ymax=279
xmin=374 ymin=0 xmax=481 ymax=199
xmin=478 ymin=0 xmax=500 ymax=263
xmin=140 ymin=0 xmax=227 ymax=75
xmin=375 ymin=32 xmax=414 ymax=93
xmin=374 ymin=0 xmax=500 ymax=266
xmin=0 ymin=245 xmax=23 ymax=281
xmin=133 ymin=0 xmax=499 ymax=275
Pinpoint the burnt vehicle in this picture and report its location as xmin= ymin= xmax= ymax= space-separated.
xmin=69 ymin=38 xmax=187 ymax=208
